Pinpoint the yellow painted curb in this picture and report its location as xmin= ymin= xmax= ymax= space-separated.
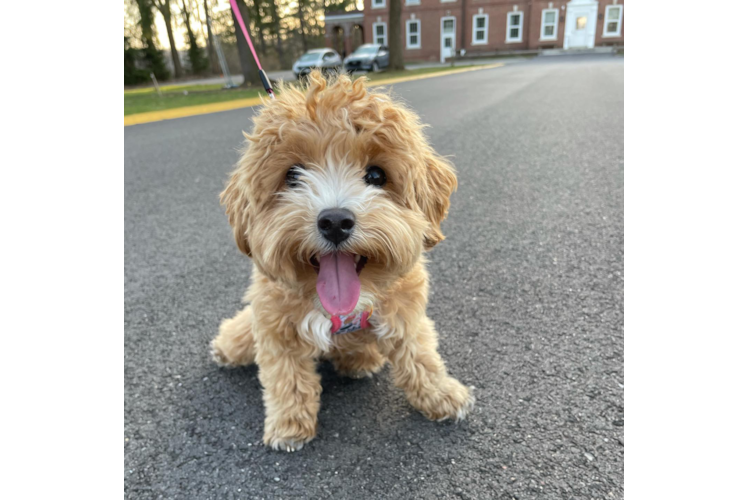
xmin=124 ymin=83 xmax=221 ymax=95
xmin=124 ymin=63 xmax=504 ymax=126
xmin=124 ymin=87 xmax=164 ymax=95
xmin=124 ymin=97 xmax=265 ymax=126
xmin=368 ymin=63 xmax=503 ymax=87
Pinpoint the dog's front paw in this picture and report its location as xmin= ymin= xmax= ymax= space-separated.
xmin=413 ymin=378 xmax=475 ymax=422
xmin=263 ymin=417 xmax=317 ymax=452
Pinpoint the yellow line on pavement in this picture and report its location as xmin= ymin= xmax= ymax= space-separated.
xmin=368 ymin=63 xmax=503 ymax=87
xmin=124 ymin=63 xmax=504 ymax=127
xmin=124 ymin=97 xmax=266 ymax=126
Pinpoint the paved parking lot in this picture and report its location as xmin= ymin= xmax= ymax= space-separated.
xmin=125 ymin=54 xmax=624 ymax=499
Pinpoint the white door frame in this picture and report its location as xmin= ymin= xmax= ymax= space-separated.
xmin=563 ymin=0 xmax=598 ymax=49
xmin=440 ymin=16 xmax=457 ymax=63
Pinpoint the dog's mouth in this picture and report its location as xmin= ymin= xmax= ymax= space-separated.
xmin=310 ymin=254 xmax=367 ymax=274
xmin=310 ymin=253 xmax=368 ymax=316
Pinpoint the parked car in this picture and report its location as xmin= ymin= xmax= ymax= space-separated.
xmin=344 ymin=44 xmax=389 ymax=73
xmin=292 ymin=49 xmax=343 ymax=79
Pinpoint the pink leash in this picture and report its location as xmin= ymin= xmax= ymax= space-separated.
xmin=229 ymin=0 xmax=275 ymax=99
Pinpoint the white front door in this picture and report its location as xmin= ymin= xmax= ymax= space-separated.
xmin=440 ymin=17 xmax=456 ymax=63
xmin=564 ymin=1 xmax=598 ymax=49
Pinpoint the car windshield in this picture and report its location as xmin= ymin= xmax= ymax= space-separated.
xmin=298 ymin=52 xmax=322 ymax=62
xmin=353 ymin=46 xmax=379 ymax=55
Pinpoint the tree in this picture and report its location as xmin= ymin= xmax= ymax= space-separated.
xmin=232 ymin=0 xmax=259 ymax=86
xmin=203 ymin=0 xmax=221 ymax=74
xmin=181 ymin=0 xmax=209 ymax=74
xmin=297 ymin=0 xmax=307 ymax=52
xmin=266 ymin=0 xmax=287 ymax=68
xmin=134 ymin=0 xmax=170 ymax=79
xmin=151 ymin=0 xmax=184 ymax=78
xmin=388 ymin=0 xmax=404 ymax=70
xmin=124 ymin=37 xmax=151 ymax=85
xmin=250 ymin=0 xmax=268 ymax=57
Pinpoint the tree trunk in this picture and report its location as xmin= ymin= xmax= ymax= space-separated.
xmin=267 ymin=0 xmax=286 ymax=68
xmin=297 ymin=0 xmax=307 ymax=52
xmin=152 ymin=0 xmax=184 ymax=78
xmin=137 ymin=0 xmax=170 ymax=79
xmin=136 ymin=0 xmax=155 ymax=43
xmin=182 ymin=0 xmax=209 ymax=74
xmin=204 ymin=0 xmax=221 ymax=74
xmin=388 ymin=0 xmax=404 ymax=70
xmin=232 ymin=1 xmax=258 ymax=86
xmin=251 ymin=0 xmax=267 ymax=57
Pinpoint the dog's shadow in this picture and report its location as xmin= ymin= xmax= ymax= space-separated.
xmin=188 ymin=358 xmax=471 ymax=454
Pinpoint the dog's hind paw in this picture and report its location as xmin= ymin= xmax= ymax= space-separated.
xmin=334 ymin=363 xmax=384 ymax=379
xmin=337 ymin=369 xmax=375 ymax=379
xmin=210 ymin=337 xmax=255 ymax=368
xmin=331 ymin=350 xmax=386 ymax=379
xmin=210 ymin=340 xmax=234 ymax=367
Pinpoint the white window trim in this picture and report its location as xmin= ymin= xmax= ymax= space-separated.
xmin=372 ymin=22 xmax=387 ymax=46
xmin=539 ymin=8 xmax=559 ymax=41
xmin=440 ymin=0 xmax=457 ymax=3
xmin=371 ymin=0 xmax=385 ymax=10
xmin=405 ymin=0 xmax=420 ymax=5
xmin=406 ymin=19 xmax=421 ymax=49
xmin=506 ymin=11 xmax=523 ymax=43
xmin=602 ymin=4 xmax=623 ymax=38
xmin=472 ymin=14 xmax=488 ymax=45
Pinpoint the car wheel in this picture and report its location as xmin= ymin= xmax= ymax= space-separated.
xmin=372 ymin=61 xmax=380 ymax=73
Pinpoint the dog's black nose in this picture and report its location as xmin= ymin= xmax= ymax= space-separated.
xmin=317 ymin=208 xmax=355 ymax=245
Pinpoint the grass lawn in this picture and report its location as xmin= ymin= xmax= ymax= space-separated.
xmin=124 ymin=65 xmax=482 ymax=116
xmin=124 ymin=87 xmax=265 ymax=115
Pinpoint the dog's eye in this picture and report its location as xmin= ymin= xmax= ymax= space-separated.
xmin=364 ymin=166 xmax=386 ymax=187
xmin=286 ymin=165 xmax=304 ymax=188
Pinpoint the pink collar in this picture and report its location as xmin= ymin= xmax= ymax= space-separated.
xmin=330 ymin=307 xmax=373 ymax=335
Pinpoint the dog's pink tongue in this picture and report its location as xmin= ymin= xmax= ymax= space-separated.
xmin=316 ymin=252 xmax=360 ymax=316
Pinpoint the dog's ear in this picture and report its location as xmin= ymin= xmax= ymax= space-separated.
xmin=415 ymin=153 xmax=458 ymax=250
xmin=220 ymin=170 xmax=252 ymax=257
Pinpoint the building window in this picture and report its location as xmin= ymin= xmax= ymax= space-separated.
xmin=472 ymin=14 xmax=488 ymax=45
xmin=603 ymin=5 xmax=623 ymax=37
xmin=506 ymin=12 xmax=523 ymax=43
xmin=443 ymin=18 xmax=455 ymax=35
xmin=540 ymin=9 xmax=558 ymax=40
xmin=405 ymin=0 xmax=420 ymax=5
xmin=372 ymin=0 xmax=385 ymax=9
xmin=406 ymin=19 xmax=421 ymax=49
xmin=373 ymin=22 xmax=387 ymax=46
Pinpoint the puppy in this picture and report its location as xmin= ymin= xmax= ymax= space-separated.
xmin=211 ymin=71 xmax=474 ymax=451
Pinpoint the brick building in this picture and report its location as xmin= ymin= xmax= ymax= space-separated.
xmin=325 ymin=0 xmax=623 ymax=62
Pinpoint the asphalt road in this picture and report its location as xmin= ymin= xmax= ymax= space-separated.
xmin=125 ymin=54 xmax=624 ymax=499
